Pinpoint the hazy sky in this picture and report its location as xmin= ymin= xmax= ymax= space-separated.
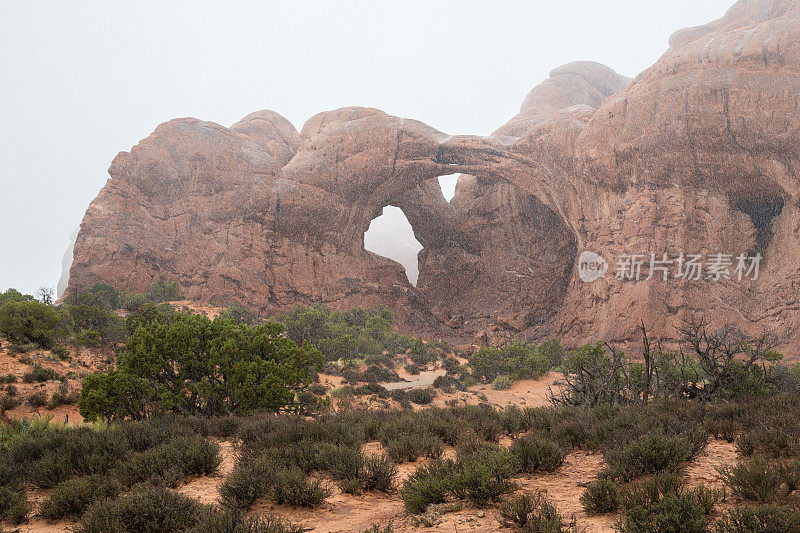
xmin=0 ymin=0 xmax=735 ymax=295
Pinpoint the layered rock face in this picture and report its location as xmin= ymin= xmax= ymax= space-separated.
xmin=68 ymin=0 xmax=800 ymax=348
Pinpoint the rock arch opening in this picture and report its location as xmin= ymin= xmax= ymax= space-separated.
xmin=734 ymin=195 xmax=784 ymax=258
xmin=437 ymin=174 xmax=459 ymax=202
xmin=364 ymin=205 xmax=423 ymax=286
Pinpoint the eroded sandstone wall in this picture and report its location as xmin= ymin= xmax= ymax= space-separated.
xmin=67 ymin=0 xmax=800 ymax=348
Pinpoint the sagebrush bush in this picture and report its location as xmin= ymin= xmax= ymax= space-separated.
xmin=510 ymin=435 xmax=565 ymax=473
xmin=75 ymin=486 xmax=213 ymax=533
xmin=581 ymin=478 xmax=620 ymax=514
xmin=498 ymin=492 xmax=564 ymax=530
xmin=737 ymin=425 xmax=800 ymax=459
xmin=616 ymin=475 xmax=719 ymax=533
xmin=0 ymin=424 xmax=131 ymax=489
xmin=0 ymin=393 xmax=21 ymax=411
xmin=23 ymin=364 xmax=60 ymax=383
xmin=26 ymin=389 xmax=48 ymax=408
xmin=384 ymin=433 xmax=442 ymax=463
xmin=456 ymin=448 xmax=518 ymax=506
xmin=221 ymin=456 xmax=330 ymax=510
xmin=39 ymin=475 xmax=121 ymax=519
xmin=188 ymin=509 xmax=304 ymax=533
xmin=618 ymin=491 xmax=707 ymax=533
xmin=270 ymin=466 xmax=331 ymax=507
xmin=400 ymin=461 xmax=450 ymax=514
xmin=360 ymin=454 xmax=397 ymax=492
xmin=717 ymin=457 xmax=785 ymax=503
xmin=0 ymin=484 xmax=29 ymax=524
xmin=605 ymin=432 xmax=703 ymax=482
xmin=48 ymin=380 xmax=77 ymax=409
xmin=714 ymin=504 xmax=800 ymax=532
xmin=116 ymin=435 xmax=220 ymax=487
xmin=407 ymin=387 xmax=436 ymax=405
xmin=400 ymin=448 xmax=516 ymax=513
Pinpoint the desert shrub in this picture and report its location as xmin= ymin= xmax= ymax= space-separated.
xmin=468 ymin=340 xmax=552 ymax=383
xmin=401 ymin=448 xmax=516 ymax=513
xmin=0 ymin=300 xmax=72 ymax=348
xmin=385 ymin=433 xmax=442 ymax=463
xmin=220 ymin=457 xmax=330 ymax=510
xmin=115 ymin=434 xmax=220 ymax=487
xmin=277 ymin=305 xmax=422 ymax=363
xmin=433 ymin=374 xmax=461 ymax=393
xmin=0 ymin=373 xmax=16 ymax=383
xmin=75 ymin=486 xmax=212 ymax=533
xmin=221 ymin=304 xmax=259 ymax=325
xmin=220 ymin=458 xmax=276 ymax=509
xmin=498 ymin=492 xmax=565 ymax=530
xmin=4 ymin=383 xmax=17 ymax=395
xmin=364 ymin=364 xmax=399 ymax=383
xmin=79 ymin=312 xmax=323 ymax=420
xmin=354 ymin=383 xmax=389 ymax=398
xmin=714 ymin=504 xmax=800 ymax=532
xmin=146 ymin=280 xmax=184 ymax=302
xmin=400 ymin=461 xmax=451 ymax=514
xmin=549 ymin=415 xmax=590 ymax=449
xmin=2 ymin=425 xmax=131 ymax=489
xmin=8 ymin=342 xmax=32 ymax=354
xmin=510 ymin=435 xmax=565 ymax=473
xmin=63 ymin=282 xmax=120 ymax=309
xmin=119 ymin=291 xmax=150 ymax=312
xmin=493 ymin=374 xmax=514 ymax=390
xmin=361 ymin=525 xmax=394 ymax=533
xmin=360 ymin=454 xmax=397 ymax=492
xmin=718 ymin=458 xmax=785 ymax=503
xmin=48 ymin=381 xmax=78 ymax=409
xmin=389 ymin=389 xmax=408 ymax=403
xmin=0 ymin=484 xmax=29 ymax=524
xmin=0 ymin=393 xmax=21 ymax=411
xmin=614 ymin=474 xmax=720 ymax=533
xmin=408 ymin=338 xmax=433 ymax=365
xmin=455 ymin=448 xmax=518 ymax=506
xmin=22 ymin=364 xmax=59 ymax=383
xmin=270 ymin=467 xmax=331 ymax=507
xmin=407 ymin=387 xmax=436 ymax=405
xmin=605 ymin=432 xmax=704 ymax=482
xmin=405 ymin=363 xmax=421 ymax=375
xmin=499 ymin=405 xmax=528 ymax=436
xmin=26 ymin=390 xmax=48 ymax=408
xmin=39 ymin=475 xmax=121 ymax=519
xmin=538 ymin=338 xmax=566 ymax=368
xmin=308 ymin=383 xmax=327 ymax=396
xmin=51 ymin=346 xmax=71 ymax=359
xmin=618 ymin=490 xmax=707 ymax=533
xmin=64 ymin=303 xmax=125 ymax=346
xmin=737 ymin=425 xmax=800 ymax=459
xmin=189 ymin=510 xmax=304 ymax=533
xmin=318 ymin=443 xmax=362 ymax=484
xmin=442 ymin=356 xmax=461 ymax=373
xmin=581 ymin=478 xmax=620 ymax=514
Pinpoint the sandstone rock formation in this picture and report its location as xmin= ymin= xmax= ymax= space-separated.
xmin=67 ymin=0 xmax=800 ymax=349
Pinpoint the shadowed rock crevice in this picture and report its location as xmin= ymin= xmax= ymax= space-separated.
xmin=733 ymin=195 xmax=785 ymax=258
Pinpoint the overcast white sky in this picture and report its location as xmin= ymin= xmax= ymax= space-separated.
xmin=0 ymin=0 xmax=735 ymax=295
